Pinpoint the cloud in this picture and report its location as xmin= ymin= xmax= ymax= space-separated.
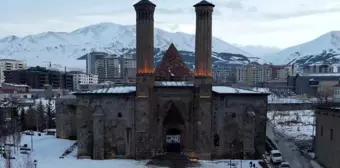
xmin=223 ymin=1 xmax=244 ymax=10
xmin=262 ymin=7 xmax=340 ymax=20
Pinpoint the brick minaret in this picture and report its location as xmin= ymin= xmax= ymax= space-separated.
xmin=134 ymin=0 xmax=155 ymax=98
xmin=133 ymin=0 xmax=156 ymax=159
xmin=193 ymin=0 xmax=214 ymax=160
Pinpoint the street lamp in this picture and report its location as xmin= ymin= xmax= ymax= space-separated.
xmin=33 ymin=160 xmax=37 ymax=168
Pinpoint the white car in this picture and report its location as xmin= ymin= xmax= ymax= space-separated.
xmin=279 ymin=162 xmax=290 ymax=168
xmin=270 ymin=150 xmax=283 ymax=164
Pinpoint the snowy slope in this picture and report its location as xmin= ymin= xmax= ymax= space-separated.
xmin=267 ymin=31 xmax=340 ymax=65
xmin=0 ymin=22 xmax=257 ymax=69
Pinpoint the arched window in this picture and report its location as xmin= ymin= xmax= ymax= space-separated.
xmin=118 ymin=112 xmax=122 ymax=118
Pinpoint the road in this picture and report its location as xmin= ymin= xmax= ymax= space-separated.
xmin=266 ymin=121 xmax=312 ymax=168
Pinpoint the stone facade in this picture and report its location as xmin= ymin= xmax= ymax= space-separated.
xmin=71 ymin=87 xmax=268 ymax=160
xmin=55 ymin=94 xmax=77 ymax=139
xmin=55 ymin=0 xmax=269 ymax=161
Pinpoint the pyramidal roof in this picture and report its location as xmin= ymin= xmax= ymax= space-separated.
xmin=154 ymin=43 xmax=193 ymax=78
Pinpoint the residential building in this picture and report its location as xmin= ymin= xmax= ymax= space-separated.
xmin=0 ymin=83 xmax=32 ymax=100
xmin=212 ymin=67 xmax=236 ymax=84
xmin=315 ymin=105 xmax=340 ymax=168
xmin=4 ymin=66 xmax=73 ymax=90
xmin=120 ymin=55 xmax=136 ymax=80
xmin=288 ymin=73 xmax=340 ymax=96
xmin=68 ymin=71 xmax=98 ymax=91
xmin=302 ymin=64 xmax=332 ymax=74
xmin=95 ymin=57 xmax=120 ymax=82
xmin=236 ymin=65 xmax=272 ymax=87
xmin=332 ymin=83 xmax=340 ymax=102
xmin=0 ymin=59 xmax=27 ymax=84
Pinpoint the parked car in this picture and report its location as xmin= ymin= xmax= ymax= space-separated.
xmin=279 ymin=161 xmax=290 ymax=168
xmin=270 ymin=150 xmax=283 ymax=164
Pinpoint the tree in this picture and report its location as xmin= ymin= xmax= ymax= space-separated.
xmin=25 ymin=106 xmax=37 ymax=131
xmin=20 ymin=108 xmax=27 ymax=131
xmin=316 ymin=84 xmax=333 ymax=104
xmin=36 ymin=101 xmax=46 ymax=131
xmin=46 ymin=99 xmax=54 ymax=129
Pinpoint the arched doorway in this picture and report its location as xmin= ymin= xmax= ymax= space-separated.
xmin=166 ymin=128 xmax=181 ymax=153
xmin=163 ymin=103 xmax=185 ymax=153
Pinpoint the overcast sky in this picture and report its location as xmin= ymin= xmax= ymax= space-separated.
xmin=1 ymin=0 xmax=340 ymax=48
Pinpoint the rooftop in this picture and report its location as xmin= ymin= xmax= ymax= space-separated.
xmin=76 ymin=84 xmax=267 ymax=95
xmin=299 ymin=73 xmax=340 ymax=77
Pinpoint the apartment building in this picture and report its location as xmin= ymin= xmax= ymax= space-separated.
xmin=302 ymin=64 xmax=332 ymax=74
xmin=212 ymin=67 xmax=236 ymax=84
xmin=0 ymin=59 xmax=27 ymax=84
xmin=68 ymin=71 xmax=99 ymax=91
xmin=4 ymin=66 xmax=73 ymax=90
xmin=120 ymin=55 xmax=136 ymax=80
xmin=236 ymin=65 xmax=272 ymax=87
xmin=95 ymin=57 xmax=120 ymax=83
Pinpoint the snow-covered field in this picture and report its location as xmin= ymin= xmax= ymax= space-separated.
xmin=0 ymin=133 xmax=263 ymax=168
xmin=267 ymin=110 xmax=315 ymax=140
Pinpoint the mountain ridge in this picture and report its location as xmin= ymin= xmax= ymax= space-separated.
xmin=0 ymin=22 xmax=267 ymax=70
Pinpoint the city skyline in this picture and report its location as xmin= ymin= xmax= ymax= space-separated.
xmin=1 ymin=0 xmax=340 ymax=49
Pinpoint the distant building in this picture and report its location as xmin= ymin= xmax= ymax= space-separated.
xmin=79 ymin=83 xmax=107 ymax=92
xmin=95 ymin=56 xmax=120 ymax=82
xmin=315 ymin=105 xmax=340 ymax=168
xmin=0 ymin=83 xmax=32 ymax=100
xmin=68 ymin=71 xmax=98 ymax=91
xmin=288 ymin=73 xmax=340 ymax=96
xmin=0 ymin=59 xmax=27 ymax=84
xmin=120 ymin=55 xmax=136 ymax=80
xmin=332 ymin=83 xmax=340 ymax=102
xmin=302 ymin=64 xmax=332 ymax=74
xmin=236 ymin=65 xmax=272 ymax=87
xmin=4 ymin=66 xmax=73 ymax=90
xmin=212 ymin=67 xmax=236 ymax=84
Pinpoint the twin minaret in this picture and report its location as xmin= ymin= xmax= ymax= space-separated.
xmin=134 ymin=0 xmax=214 ymax=78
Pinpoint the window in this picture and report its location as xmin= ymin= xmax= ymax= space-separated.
xmin=118 ymin=112 xmax=122 ymax=118
xmin=231 ymin=113 xmax=236 ymax=118
xmin=214 ymin=134 xmax=220 ymax=147
xmin=321 ymin=126 xmax=323 ymax=136
xmin=330 ymin=129 xmax=333 ymax=141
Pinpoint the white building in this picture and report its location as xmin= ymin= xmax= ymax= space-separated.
xmin=120 ymin=55 xmax=136 ymax=79
xmin=0 ymin=59 xmax=27 ymax=84
xmin=236 ymin=65 xmax=272 ymax=87
xmin=69 ymin=71 xmax=98 ymax=91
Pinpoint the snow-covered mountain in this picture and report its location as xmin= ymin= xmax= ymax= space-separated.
xmin=234 ymin=44 xmax=280 ymax=58
xmin=267 ymin=31 xmax=340 ymax=65
xmin=0 ymin=22 xmax=265 ymax=70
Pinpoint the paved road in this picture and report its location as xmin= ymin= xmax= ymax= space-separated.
xmin=266 ymin=121 xmax=312 ymax=168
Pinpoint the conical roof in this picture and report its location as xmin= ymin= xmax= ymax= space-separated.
xmin=154 ymin=44 xmax=193 ymax=78
xmin=194 ymin=0 xmax=215 ymax=7
xmin=134 ymin=0 xmax=156 ymax=7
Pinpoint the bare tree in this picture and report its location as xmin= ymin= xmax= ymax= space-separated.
xmin=316 ymin=84 xmax=333 ymax=104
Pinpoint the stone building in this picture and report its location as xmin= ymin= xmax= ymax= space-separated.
xmin=55 ymin=94 xmax=77 ymax=140
xmin=315 ymin=105 xmax=340 ymax=168
xmin=56 ymin=0 xmax=269 ymax=160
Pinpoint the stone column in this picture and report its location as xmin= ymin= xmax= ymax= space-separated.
xmin=93 ymin=111 xmax=104 ymax=160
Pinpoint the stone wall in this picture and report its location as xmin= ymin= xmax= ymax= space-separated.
xmin=76 ymin=94 xmax=135 ymax=159
xmin=212 ymin=94 xmax=268 ymax=159
xmin=56 ymin=96 xmax=77 ymax=139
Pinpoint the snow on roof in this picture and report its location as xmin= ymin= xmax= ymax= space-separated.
xmin=212 ymin=86 xmax=265 ymax=94
xmin=59 ymin=94 xmax=76 ymax=99
xmin=80 ymin=86 xmax=136 ymax=94
xmin=154 ymin=81 xmax=193 ymax=87
xmin=300 ymin=73 xmax=340 ymax=77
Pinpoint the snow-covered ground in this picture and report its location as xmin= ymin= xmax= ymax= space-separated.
xmin=267 ymin=110 xmax=315 ymax=140
xmin=0 ymin=133 xmax=263 ymax=168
